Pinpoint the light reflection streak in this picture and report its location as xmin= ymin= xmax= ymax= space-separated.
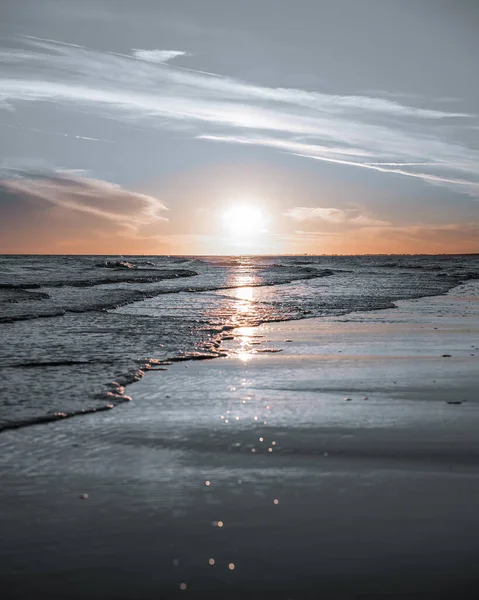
xmin=199 ymin=262 xmax=287 ymax=587
xmin=216 ymin=266 xmax=272 ymax=361
xmin=227 ymin=271 xmax=260 ymax=328
xmin=235 ymin=325 xmax=258 ymax=362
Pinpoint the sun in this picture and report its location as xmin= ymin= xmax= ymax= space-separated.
xmin=223 ymin=205 xmax=264 ymax=237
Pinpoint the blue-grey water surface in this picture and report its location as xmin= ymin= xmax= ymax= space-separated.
xmin=1 ymin=254 xmax=478 ymax=430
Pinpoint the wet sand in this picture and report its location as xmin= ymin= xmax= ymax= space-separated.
xmin=1 ymin=281 xmax=479 ymax=599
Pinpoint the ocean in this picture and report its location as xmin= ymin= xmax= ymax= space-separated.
xmin=1 ymin=254 xmax=478 ymax=431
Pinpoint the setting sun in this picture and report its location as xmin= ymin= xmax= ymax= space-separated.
xmin=223 ymin=205 xmax=264 ymax=237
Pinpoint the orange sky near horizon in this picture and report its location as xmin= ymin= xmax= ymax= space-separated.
xmin=1 ymin=162 xmax=478 ymax=256
xmin=1 ymin=222 xmax=478 ymax=256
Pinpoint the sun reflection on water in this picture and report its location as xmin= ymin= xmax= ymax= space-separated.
xmin=236 ymin=328 xmax=268 ymax=363
xmin=172 ymin=260 xmax=290 ymax=591
xmin=235 ymin=285 xmax=255 ymax=314
xmin=224 ymin=270 xmax=262 ymax=328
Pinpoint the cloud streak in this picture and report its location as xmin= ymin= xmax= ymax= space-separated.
xmin=284 ymin=207 xmax=390 ymax=227
xmin=0 ymin=122 xmax=114 ymax=143
xmin=1 ymin=36 xmax=478 ymax=195
xmin=0 ymin=170 xmax=168 ymax=230
xmin=132 ymin=49 xmax=189 ymax=63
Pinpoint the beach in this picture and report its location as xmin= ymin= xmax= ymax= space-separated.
xmin=1 ymin=279 xmax=479 ymax=598
xmin=2 ymin=0 xmax=479 ymax=595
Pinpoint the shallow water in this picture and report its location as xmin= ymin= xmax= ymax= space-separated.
xmin=1 ymin=254 xmax=478 ymax=430
xmin=1 ymin=284 xmax=479 ymax=599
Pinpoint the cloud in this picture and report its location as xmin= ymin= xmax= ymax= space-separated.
xmin=0 ymin=99 xmax=14 ymax=111
xmin=0 ymin=122 xmax=114 ymax=143
xmin=294 ymin=153 xmax=479 ymax=195
xmin=0 ymin=170 xmax=168 ymax=235
xmin=200 ymin=135 xmax=479 ymax=195
xmin=132 ymin=49 xmax=189 ymax=63
xmin=284 ymin=207 xmax=390 ymax=227
xmin=197 ymin=134 xmax=375 ymax=157
xmin=1 ymin=36 xmax=479 ymax=196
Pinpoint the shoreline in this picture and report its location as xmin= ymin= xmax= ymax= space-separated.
xmin=1 ymin=272 xmax=477 ymax=434
xmin=1 ymin=280 xmax=479 ymax=598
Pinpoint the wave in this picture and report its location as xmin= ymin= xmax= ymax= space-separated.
xmin=0 ymin=348 xmax=231 ymax=432
xmin=376 ymin=262 xmax=445 ymax=270
xmin=436 ymin=271 xmax=479 ymax=281
xmin=2 ymin=254 xmax=479 ymax=434
xmin=0 ymin=289 xmax=50 ymax=303
xmin=100 ymin=258 xmax=195 ymax=270
xmin=0 ymin=268 xmax=199 ymax=290
xmin=0 ymin=266 xmax=336 ymax=323
xmin=102 ymin=260 xmax=138 ymax=269
xmin=0 ymin=400 xmax=131 ymax=433
xmin=0 ymin=309 xmax=67 ymax=323
xmin=10 ymin=359 xmax=109 ymax=368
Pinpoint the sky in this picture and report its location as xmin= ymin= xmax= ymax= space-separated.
xmin=1 ymin=0 xmax=478 ymax=255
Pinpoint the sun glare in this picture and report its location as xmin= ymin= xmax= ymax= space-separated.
xmin=223 ymin=205 xmax=264 ymax=237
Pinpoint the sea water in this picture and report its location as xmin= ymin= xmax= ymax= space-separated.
xmin=1 ymin=254 xmax=477 ymax=430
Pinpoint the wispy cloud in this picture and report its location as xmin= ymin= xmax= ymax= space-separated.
xmin=293 ymin=153 xmax=479 ymax=197
xmin=0 ymin=122 xmax=114 ymax=143
xmin=200 ymin=134 xmax=479 ymax=195
xmin=1 ymin=36 xmax=478 ymax=195
xmin=132 ymin=49 xmax=189 ymax=63
xmin=284 ymin=207 xmax=390 ymax=227
xmin=0 ymin=169 xmax=172 ymax=253
xmin=0 ymin=170 xmax=168 ymax=230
